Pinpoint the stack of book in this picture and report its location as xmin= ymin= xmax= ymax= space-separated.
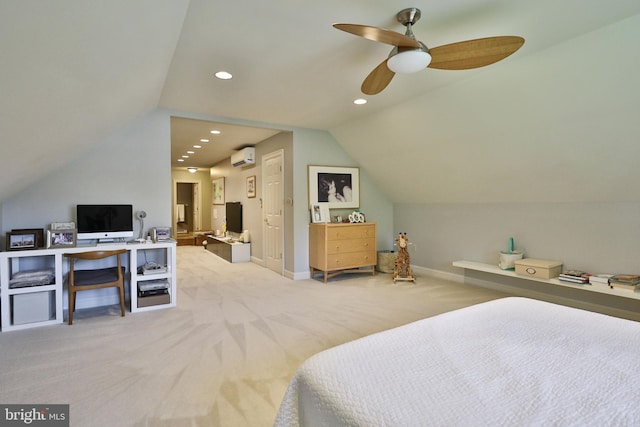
xmin=559 ymin=270 xmax=591 ymax=284
xmin=588 ymin=274 xmax=613 ymax=289
xmin=608 ymin=274 xmax=640 ymax=291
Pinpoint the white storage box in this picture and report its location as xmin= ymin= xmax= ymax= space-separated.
xmin=12 ymin=291 xmax=54 ymax=325
xmin=514 ymin=258 xmax=563 ymax=279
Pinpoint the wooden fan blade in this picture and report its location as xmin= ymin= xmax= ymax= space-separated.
xmin=333 ymin=23 xmax=420 ymax=48
xmin=361 ymin=60 xmax=395 ymax=95
xmin=428 ymin=36 xmax=524 ymax=70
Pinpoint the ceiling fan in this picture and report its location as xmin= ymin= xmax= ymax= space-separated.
xmin=333 ymin=7 xmax=524 ymax=95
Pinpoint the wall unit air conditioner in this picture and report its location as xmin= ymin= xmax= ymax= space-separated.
xmin=231 ymin=147 xmax=255 ymax=167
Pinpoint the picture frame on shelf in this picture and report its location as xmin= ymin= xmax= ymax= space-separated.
xmin=246 ymin=175 xmax=256 ymax=198
xmin=154 ymin=227 xmax=172 ymax=241
xmin=212 ymin=177 xmax=225 ymax=205
xmin=11 ymin=228 xmax=45 ymax=249
xmin=308 ymin=165 xmax=360 ymax=210
xmin=6 ymin=231 xmax=38 ymax=251
xmin=47 ymin=229 xmax=77 ymax=248
xmin=310 ymin=203 xmax=330 ymax=224
xmin=50 ymin=222 xmax=75 ymax=230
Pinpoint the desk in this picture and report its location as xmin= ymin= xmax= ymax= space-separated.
xmin=0 ymin=241 xmax=176 ymax=332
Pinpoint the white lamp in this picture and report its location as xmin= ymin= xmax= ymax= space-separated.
xmin=387 ymin=49 xmax=431 ymax=74
xmin=187 ymin=167 xmax=197 ymax=173
xmin=136 ymin=211 xmax=147 ymax=241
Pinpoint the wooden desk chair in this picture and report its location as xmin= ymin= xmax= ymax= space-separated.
xmin=64 ymin=249 xmax=127 ymax=325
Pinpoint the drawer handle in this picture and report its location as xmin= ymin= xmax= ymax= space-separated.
xmin=526 ymin=267 xmax=536 ymax=275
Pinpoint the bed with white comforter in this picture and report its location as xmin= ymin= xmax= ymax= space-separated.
xmin=274 ymin=297 xmax=640 ymax=426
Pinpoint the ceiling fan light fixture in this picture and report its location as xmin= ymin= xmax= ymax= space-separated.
xmin=387 ymin=50 xmax=431 ymax=74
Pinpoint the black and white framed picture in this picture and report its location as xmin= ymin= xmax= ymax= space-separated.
xmin=308 ymin=165 xmax=360 ymax=210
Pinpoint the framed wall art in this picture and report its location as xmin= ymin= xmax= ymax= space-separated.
xmin=212 ymin=177 xmax=225 ymax=205
xmin=308 ymin=165 xmax=360 ymax=210
xmin=246 ymin=175 xmax=256 ymax=198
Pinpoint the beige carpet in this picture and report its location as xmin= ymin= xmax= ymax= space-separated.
xmin=0 ymin=246 xmax=507 ymax=426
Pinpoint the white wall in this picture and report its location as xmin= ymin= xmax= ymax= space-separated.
xmin=2 ymin=109 xmax=172 ymax=240
xmin=293 ymin=128 xmax=394 ymax=275
xmin=396 ymin=202 xmax=640 ymax=274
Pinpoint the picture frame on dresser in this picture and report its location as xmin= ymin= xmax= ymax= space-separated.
xmin=310 ymin=203 xmax=330 ymax=223
xmin=212 ymin=177 xmax=225 ymax=205
xmin=47 ymin=229 xmax=77 ymax=248
xmin=6 ymin=230 xmax=39 ymax=251
xmin=308 ymin=165 xmax=360 ymax=210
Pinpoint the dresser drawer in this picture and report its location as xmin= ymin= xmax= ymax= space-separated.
xmin=327 ymin=224 xmax=375 ymax=241
xmin=327 ymin=251 xmax=376 ymax=270
xmin=326 ymin=238 xmax=375 ymax=255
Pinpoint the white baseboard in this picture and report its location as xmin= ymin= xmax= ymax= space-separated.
xmin=411 ymin=265 xmax=463 ymax=283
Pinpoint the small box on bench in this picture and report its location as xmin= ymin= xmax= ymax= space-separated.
xmin=514 ymin=258 xmax=562 ymax=279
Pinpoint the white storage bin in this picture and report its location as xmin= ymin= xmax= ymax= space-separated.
xmin=12 ymin=291 xmax=54 ymax=325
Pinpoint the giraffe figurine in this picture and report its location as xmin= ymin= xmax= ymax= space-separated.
xmin=393 ymin=232 xmax=415 ymax=283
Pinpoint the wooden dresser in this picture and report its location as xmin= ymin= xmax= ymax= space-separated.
xmin=309 ymin=222 xmax=376 ymax=283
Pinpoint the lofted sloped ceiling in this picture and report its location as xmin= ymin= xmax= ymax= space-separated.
xmin=1 ymin=1 xmax=640 ymax=203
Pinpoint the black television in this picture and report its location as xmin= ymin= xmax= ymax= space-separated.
xmin=76 ymin=204 xmax=134 ymax=241
xmin=226 ymin=202 xmax=243 ymax=233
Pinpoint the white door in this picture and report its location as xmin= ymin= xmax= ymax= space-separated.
xmin=262 ymin=150 xmax=284 ymax=275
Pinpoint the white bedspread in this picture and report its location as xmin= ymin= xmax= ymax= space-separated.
xmin=274 ymin=297 xmax=640 ymax=426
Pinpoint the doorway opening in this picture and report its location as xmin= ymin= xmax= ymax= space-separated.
xmin=174 ymin=181 xmax=201 ymax=235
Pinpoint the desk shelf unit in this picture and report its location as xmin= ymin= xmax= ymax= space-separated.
xmin=453 ymin=260 xmax=640 ymax=301
xmin=0 ymin=249 xmax=63 ymax=331
xmin=130 ymin=241 xmax=177 ymax=313
xmin=0 ymin=241 xmax=177 ymax=332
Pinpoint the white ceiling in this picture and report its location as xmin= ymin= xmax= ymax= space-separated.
xmin=1 ymin=0 xmax=639 ymax=201
xmin=170 ymin=117 xmax=281 ymax=168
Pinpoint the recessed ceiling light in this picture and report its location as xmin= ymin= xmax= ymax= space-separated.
xmin=193 ymin=145 xmax=202 ymax=149
xmin=182 ymin=155 xmax=189 ymax=158
xmin=200 ymin=139 xmax=209 ymax=143
xmin=354 ymin=98 xmax=367 ymax=105
xmin=210 ymin=130 xmax=221 ymax=135
xmin=177 ymin=159 xmax=184 ymax=162
xmin=187 ymin=150 xmax=195 ymax=154
xmin=214 ymin=71 xmax=232 ymax=80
